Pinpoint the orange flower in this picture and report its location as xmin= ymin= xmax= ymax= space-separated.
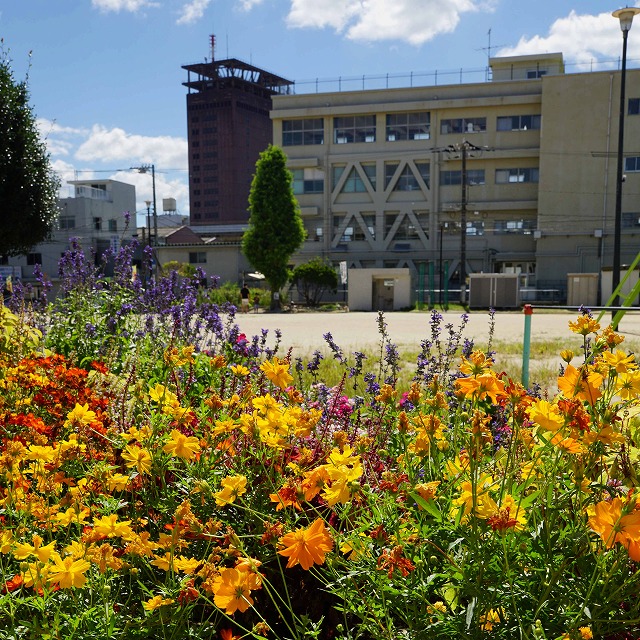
xmin=260 ymin=358 xmax=293 ymax=389
xmin=557 ymin=365 xmax=601 ymax=404
xmin=589 ymin=497 xmax=640 ymax=553
xmin=568 ymin=315 xmax=600 ymax=336
xmin=212 ymin=567 xmax=258 ymax=614
xmin=277 ymin=518 xmax=334 ymax=570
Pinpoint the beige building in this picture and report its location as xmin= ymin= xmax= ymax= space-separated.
xmin=270 ymin=52 xmax=640 ymax=304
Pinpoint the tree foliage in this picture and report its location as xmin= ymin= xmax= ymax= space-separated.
xmin=0 ymin=48 xmax=60 ymax=257
xmin=290 ymin=257 xmax=338 ymax=307
xmin=242 ymin=145 xmax=305 ymax=307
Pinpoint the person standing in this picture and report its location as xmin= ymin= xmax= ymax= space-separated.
xmin=240 ymin=283 xmax=250 ymax=313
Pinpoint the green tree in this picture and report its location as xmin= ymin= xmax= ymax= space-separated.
xmin=291 ymin=257 xmax=338 ymax=307
xmin=0 ymin=48 xmax=60 ymax=257
xmin=242 ymin=145 xmax=305 ymax=309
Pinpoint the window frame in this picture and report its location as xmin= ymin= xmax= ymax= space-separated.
xmin=386 ymin=112 xmax=431 ymax=141
xmin=334 ymin=115 xmax=376 ymax=144
xmin=282 ymin=118 xmax=325 ymax=146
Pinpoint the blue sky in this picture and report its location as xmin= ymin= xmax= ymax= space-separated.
xmin=2 ymin=0 xmax=640 ymax=223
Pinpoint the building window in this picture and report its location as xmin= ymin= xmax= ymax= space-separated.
xmin=494 ymin=219 xmax=536 ymax=235
xmin=629 ymin=98 xmax=640 ymax=115
xmin=527 ymin=69 xmax=547 ymax=79
xmin=292 ymin=168 xmax=324 ymax=194
xmin=353 ymin=214 xmax=376 ymax=241
xmin=625 ymin=157 xmax=640 ymax=172
xmin=59 ymin=216 xmax=75 ymax=230
xmin=108 ymin=219 xmax=118 ymax=232
xmin=386 ymin=112 xmax=430 ymax=141
xmin=389 ymin=163 xmax=430 ymax=191
xmin=334 ymin=115 xmax=376 ymax=144
xmin=440 ymin=117 xmax=486 ymax=135
xmin=94 ymin=217 xmax=102 ymax=231
xmin=282 ymin=118 xmax=324 ymax=146
xmin=466 ymin=220 xmax=485 ymax=236
xmin=496 ymin=115 xmax=541 ymax=131
xmin=495 ymin=168 xmax=539 ymax=183
xmin=440 ymin=170 xmax=485 ymax=186
xmin=189 ymin=252 xmax=207 ymax=264
xmin=333 ymin=215 xmax=353 ymax=242
xmin=27 ymin=253 xmax=42 ymax=266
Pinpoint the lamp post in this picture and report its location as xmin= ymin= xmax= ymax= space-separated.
xmin=131 ymin=164 xmax=157 ymax=246
xmin=612 ymin=8 xmax=640 ymax=314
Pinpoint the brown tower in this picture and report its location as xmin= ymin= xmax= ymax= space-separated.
xmin=183 ymin=37 xmax=293 ymax=226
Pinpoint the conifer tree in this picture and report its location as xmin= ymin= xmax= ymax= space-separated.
xmin=0 ymin=47 xmax=60 ymax=257
xmin=242 ymin=145 xmax=305 ymax=309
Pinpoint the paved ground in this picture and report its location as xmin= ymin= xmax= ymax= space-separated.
xmin=234 ymin=309 xmax=640 ymax=354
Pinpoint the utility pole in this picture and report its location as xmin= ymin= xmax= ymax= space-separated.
xmin=445 ymin=140 xmax=484 ymax=305
xmin=131 ymin=164 xmax=157 ymax=246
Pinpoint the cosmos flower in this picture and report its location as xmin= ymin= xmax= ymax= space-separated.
xmin=277 ymin=518 xmax=334 ymax=570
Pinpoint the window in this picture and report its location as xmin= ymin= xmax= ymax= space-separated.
xmin=625 ymin=157 xmax=640 ymax=172
xmin=334 ymin=115 xmax=376 ymax=144
xmin=496 ymin=115 xmax=541 ymax=131
xmin=352 ymin=214 xmax=376 ymax=241
xmin=440 ymin=117 xmax=486 ymax=135
xmin=108 ymin=219 xmax=118 ymax=232
xmin=440 ymin=170 xmax=485 ymax=186
xmin=333 ymin=164 xmax=375 ymax=192
xmin=387 ymin=163 xmax=430 ymax=191
xmin=495 ymin=168 xmax=539 ymax=183
xmin=629 ymin=98 xmax=640 ymax=115
xmin=292 ymin=168 xmax=324 ymax=194
xmin=59 ymin=216 xmax=75 ymax=230
xmin=386 ymin=112 xmax=430 ymax=141
xmin=189 ymin=252 xmax=207 ymax=264
xmin=385 ymin=163 xmax=399 ymax=188
xmin=466 ymin=221 xmax=485 ymax=236
xmin=494 ymin=220 xmax=536 ymax=235
xmin=282 ymin=119 xmax=324 ymax=146
xmin=333 ymin=215 xmax=353 ymax=242
xmin=623 ymin=213 xmax=640 ymax=228
xmin=527 ymin=70 xmax=547 ymax=79
xmin=94 ymin=217 xmax=102 ymax=231
xmin=27 ymin=253 xmax=42 ymax=265
xmin=384 ymin=213 xmax=428 ymax=240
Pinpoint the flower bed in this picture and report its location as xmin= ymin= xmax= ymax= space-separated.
xmin=2 ymin=245 xmax=640 ymax=639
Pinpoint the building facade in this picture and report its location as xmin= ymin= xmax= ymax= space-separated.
xmin=269 ymin=53 xmax=640 ymax=303
xmin=6 ymin=179 xmax=136 ymax=295
xmin=183 ymin=39 xmax=293 ymax=226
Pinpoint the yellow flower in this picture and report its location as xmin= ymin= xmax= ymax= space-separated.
xmin=528 ymin=399 xmax=564 ymax=433
xmin=148 ymin=383 xmax=178 ymax=406
xmin=260 ymin=358 xmax=293 ymax=389
xmin=143 ymin=595 xmax=175 ymax=611
xmin=48 ymin=555 xmax=91 ymax=589
xmin=614 ymin=370 xmax=640 ymax=400
xmin=92 ymin=514 xmax=134 ymax=540
xmin=55 ymin=506 xmax=90 ymax=527
xmin=277 ymin=518 xmax=334 ymax=570
xmin=121 ymin=444 xmax=152 ymax=475
xmin=230 ymin=364 xmax=250 ymax=376
xmin=568 ymin=315 xmax=600 ymax=336
xmin=163 ymin=429 xmax=201 ymax=461
xmin=64 ymin=403 xmax=97 ymax=427
xmin=602 ymin=349 xmax=637 ymax=374
xmin=13 ymin=534 xmax=57 ymax=562
xmin=579 ymin=626 xmax=593 ymax=639
xmin=479 ymin=608 xmax=503 ymax=631
xmin=214 ymin=475 xmax=247 ymax=506
xmin=560 ymin=349 xmax=574 ymax=364
xmin=173 ymin=555 xmax=201 ymax=574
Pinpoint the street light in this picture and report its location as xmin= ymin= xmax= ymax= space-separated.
xmin=131 ymin=164 xmax=157 ymax=246
xmin=611 ymin=7 xmax=640 ymax=315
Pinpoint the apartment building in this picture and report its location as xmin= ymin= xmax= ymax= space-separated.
xmin=270 ymin=52 xmax=640 ymax=303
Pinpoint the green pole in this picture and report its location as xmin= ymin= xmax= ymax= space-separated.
xmin=429 ymin=261 xmax=435 ymax=308
xmin=418 ymin=262 xmax=425 ymax=310
xmin=444 ymin=261 xmax=449 ymax=309
xmin=522 ymin=304 xmax=533 ymax=388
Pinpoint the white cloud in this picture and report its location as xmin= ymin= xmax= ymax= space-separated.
xmin=284 ymin=0 xmax=492 ymax=45
xmin=91 ymin=0 xmax=158 ymax=13
xmin=498 ymin=7 xmax=640 ymax=65
xmin=238 ymin=0 xmax=264 ymax=9
xmin=75 ymin=125 xmax=187 ymax=169
xmin=177 ymin=0 xmax=213 ymax=25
